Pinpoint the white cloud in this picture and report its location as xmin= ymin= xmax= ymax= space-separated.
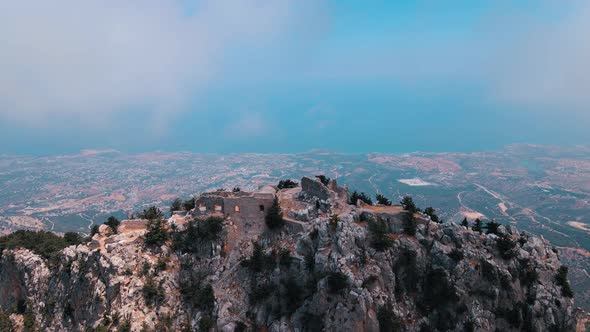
xmin=490 ymin=2 xmax=590 ymax=113
xmin=224 ymin=111 xmax=268 ymax=139
xmin=0 ymin=0 xmax=319 ymax=125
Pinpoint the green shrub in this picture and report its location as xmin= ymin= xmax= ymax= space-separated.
xmin=377 ymin=302 xmax=401 ymax=332
xmin=104 ymin=216 xmax=121 ymax=234
xmin=198 ymin=217 xmax=224 ymax=241
xmin=234 ymin=321 xmax=247 ymax=332
xmin=281 ymin=277 xmax=304 ymax=313
xmin=327 ymin=272 xmax=349 ymax=294
xmin=472 ymin=218 xmax=483 ymax=233
xmin=240 ymin=242 xmax=274 ymax=273
xmin=448 ymin=248 xmax=464 ymax=262
xmin=143 ymin=219 xmax=168 ymax=247
xmin=0 ymin=230 xmax=72 ymax=260
xmin=368 ymin=219 xmax=393 ymax=251
xmin=90 ymin=224 xmax=100 ymax=237
xmin=198 ymin=316 xmax=214 ymax=332
xmin=170 ymin=198 xmax=183 ymax=213
xmin=375 ymin=194 xmax=392 ymax=206
xmin=460 ymin=217 xmax=469 ymax=227
xmin=485 ymin=221 xmax=501 ymax=235
xmin=183 ymin=198 xmax=196 ymax=211
xmin=400 ymin=196 xmax=419 ymax=213
xmin=277 ymin=179 xmax=298 ymax=189
xmin=0 ymin=309 xmax=14 ymax=332
xmin=279 ymin=248 xmax=293 ymax=268
xmin=265 ymin=198 xmax=284 ymax=230
xmin=315 ymin=175 xmax=330 ymax=185
xmin=249 ymin=283 xmax=274 ymax=304
xmin=142 ymin=276 xmax=165 ymax=307
xmin=138 ymin=206 xmax=163 ymax=220
xmin=555 ymin=266 xmax=574 ymax=298
xmin=423 ymin=207 xmax=440 ymax=223
xmin=63 ymin=232 xmax=84 ymax=246
xmin=402 ymin=213 xmax=416 ymax=236
xmin=496 ymin=235 xmax=517 ymax=259
xmin=350 ymin=191 xmax=373 ymax=205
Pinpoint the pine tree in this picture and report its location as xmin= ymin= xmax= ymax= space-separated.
xmin=265 ymin=198 xmax=284 ymax=230
xmin=400 ymin=196 xmax=419 ymax=214
xmin=144 ymin=219 xmax=168 ymax=247
xmin=423 ymin=207 xmax=440 ymax=223
xmin=376 ymin=194 xmax=392 ymax=206
xmin=170 ymin=198 xmax=182 ymax=213
xmin=485 ymin=221 xmax=501 ymax=235
xmin=104 ymin=216 xmax=120 ymax=234
xmin=403 ymin=213 xmax=417 ymax=236
xmin=472 ymin=218 xmax=483 ymax=233
xmin=461 ymin=217 xmax=469 ymax=227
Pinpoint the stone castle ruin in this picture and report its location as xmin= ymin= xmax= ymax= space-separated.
xmin=192 ymin=186 xmax=276 ymax=221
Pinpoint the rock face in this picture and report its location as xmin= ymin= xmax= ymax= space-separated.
xmin=300 ymin=176 xmax=330 ymax=201
xmin=0 ymin=182 xmax=582 ymax=332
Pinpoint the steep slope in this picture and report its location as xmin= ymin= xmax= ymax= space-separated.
xmin=0 ymin=180 xmax=583 ymax=332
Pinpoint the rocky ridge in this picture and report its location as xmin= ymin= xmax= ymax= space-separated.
xmin=0 ymin=177 xmax=583 ymax=331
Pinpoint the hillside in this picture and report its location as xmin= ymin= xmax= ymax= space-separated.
xmin=0 ymin=177 xmax=584 ymax=331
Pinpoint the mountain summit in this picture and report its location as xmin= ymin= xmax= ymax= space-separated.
xmin=0 ymin=177 xmax=583 ymax=331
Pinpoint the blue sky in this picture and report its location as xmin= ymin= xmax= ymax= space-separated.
xmin=0 ymin=0 xmax=588 ymax=154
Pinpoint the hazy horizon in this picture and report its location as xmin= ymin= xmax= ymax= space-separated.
xmin=1 ymin=1 xmax=589 ymax=154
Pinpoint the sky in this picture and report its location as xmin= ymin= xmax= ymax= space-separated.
xmin=0 ymin=0 xmax=589 ymax=155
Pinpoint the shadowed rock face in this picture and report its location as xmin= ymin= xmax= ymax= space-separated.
xmin=301 ymin=176 xmax=329 ymax=200
xmin=0 ymin=179 xmax=583 ymax=332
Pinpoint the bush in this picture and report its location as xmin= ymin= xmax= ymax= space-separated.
xmin=423 ymin=207 xmax=440 ymax=223
xmin=232 ymin=186 xmax=241 ymax=192
xmin=368 ymin=219 xmax=393 ymax=251
xmin=183 ymin=198 xmax=196 ymax=211
xmin=90 ymin=224 xmax=100 ymax=237
xmin=403 ymin=213 xmax=417 ymax=236
xmin=448 ymin=248 xmax=464 ymax=262
xmin=0 ymin=230 xmax=72 ymax=260
xmin=198 ymin=217 xmax=224 ymax=241
xmin=234 ymin=322 xmax=247 ymax=332
xmin=138 ymin=206 xmax=163 ymax=220
xmin=63 ymin=232 xmax=84 ymax=246
xmin=179 ymin=273 xmax=215 ymax=311
xmin=375 ymin=194 xmax=392 ymax=206
xmin=315 ymin=175 xmax=331 ymax=185
xmin=265 ymin=198 xmax=284 ymax=230
xmin=199 ymin=316 xmax=214 ymax=332
xmin=400 ymin=196 xmax=419 ymax=214
xmin=142 ymin=276 xmax=165 ymax=307
xmin=281 ymin=277 xmax=304 ymax=313
xmin=249 ymin=283 xmax=274 ymax=304
xmin=377 ymin=302 xmax=401 ymax=332
xmin=472 ymin=218 xmax=483 ymax=233
xmin=143 ymin=219 xmax=168 ymax=247
xmin=0 ymin=309 xmax=14 ymax=332
xmin=485 ymin=221 xmax=501 ymax=235
xmin=170 ymin=198 xmax=183 ymax=213
xmin=496 ymin=235 xmax=517 ymax=259
xmin=350 ymin=191 xmax=373 ymax=206
xmin=277 ymin=179 xmax=298 ymax=189
xmin=460 ymin=217 xmax=469 ymax=227
xmin=327 ymin=272 xmax=349 ymax=294
xmin=241 ymin=242 xmax=274 ymax=273
xmin=555 ymin=266 xmax=574 ymax=298
xmin=279 ymin=248 xmax=293 ymax=267
xmin=104 ymin=216 xmax=120 ymax=234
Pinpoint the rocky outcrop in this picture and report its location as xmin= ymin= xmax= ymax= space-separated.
xmin=300 ymin=176 xmax=330 ymax=201
xmin=0 ymin=183 xmax=582 ymax=332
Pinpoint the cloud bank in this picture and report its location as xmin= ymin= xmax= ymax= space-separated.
xmin=0 ymin=0 xmax=319 ymax=125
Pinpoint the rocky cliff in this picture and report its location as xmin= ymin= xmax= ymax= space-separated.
xmin=0 ymin=179 xmax=583 ymax=331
